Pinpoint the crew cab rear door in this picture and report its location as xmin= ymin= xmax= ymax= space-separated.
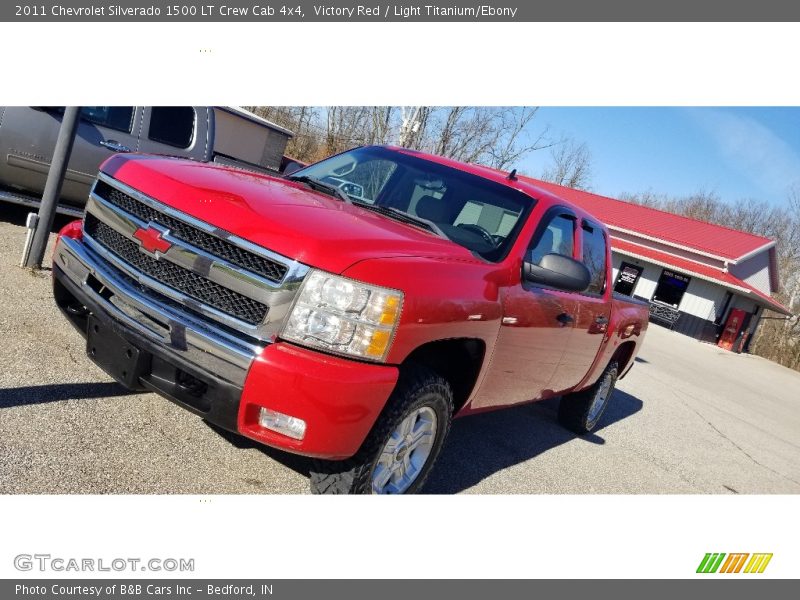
xmin=0 ymin=106 xmax=140 ymax=206
xmin=473 ymin=209 xmax=580 ymax=409
xmin=552 ymin=219 xmax=612 ymax=391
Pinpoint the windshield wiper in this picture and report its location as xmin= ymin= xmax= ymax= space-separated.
xmin=352 ymin=201 xmax=446 ymax=237
xmin=288 ymin=175 xmax=352 ymax=204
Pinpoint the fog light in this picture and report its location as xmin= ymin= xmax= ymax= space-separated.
xmin=258 ymin=407 xmax=306 ymax=440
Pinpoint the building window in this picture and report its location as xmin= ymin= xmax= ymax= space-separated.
xmin=148 ymin=107 xmax=195 ymax=148
xmin=652 ymin=269 xmax=691 ymax=308
xmin=613 ymin=261 xmax=643 ymax=296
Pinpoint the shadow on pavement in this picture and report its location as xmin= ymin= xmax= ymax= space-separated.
xmin=423 ymin=389 xmax=643 ymax=494
xmin=0 ymin=381 xmax=133 ymax=408
xmin=2 ymin=378 xmax=642 ymax=493
xmin=204 ymin=422 xmax=311 ymax=478
xmin=206 ymin=388 xmax=644 ymax=493
xmin=0 ymin=203 xmax=75 ymax=230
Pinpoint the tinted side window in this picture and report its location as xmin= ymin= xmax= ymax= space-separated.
xmin=80 ymin=107 xmax=134 ymax=133
xmin=148 ymin=107 xmax=195 ymax=148
xmin=581 ymin=222 xmax=607 ymax=295
xmin=529 ymin=214 xmax=574 ymax=264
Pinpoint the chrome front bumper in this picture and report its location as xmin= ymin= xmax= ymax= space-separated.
xmin=54 ymin=235 xmax=264 ymax=388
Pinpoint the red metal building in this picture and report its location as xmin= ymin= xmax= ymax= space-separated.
xmin=522 ymin=177 xmax=792 ymax=352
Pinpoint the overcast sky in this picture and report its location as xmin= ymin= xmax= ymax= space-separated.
xmin=521 ymin=107 xmax=800 ymax=206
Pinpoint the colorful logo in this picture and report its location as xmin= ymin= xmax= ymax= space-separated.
xmin=133 ymin=225 xmax=172 ymax=255
xmin=697 ymin=553 xmax=773 ymax=574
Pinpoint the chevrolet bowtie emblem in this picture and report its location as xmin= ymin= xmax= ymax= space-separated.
xmin=133 ymin=225 xmax=172 ymax=255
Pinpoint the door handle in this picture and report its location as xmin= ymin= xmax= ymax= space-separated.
xmin=100 ymin=139 xmax=131 ymax=153
xmin=556 ymin=312 xmax=574 ymax=325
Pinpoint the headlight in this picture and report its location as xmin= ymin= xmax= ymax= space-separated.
xmin=281 ymin=270 xmax=403 ymax=362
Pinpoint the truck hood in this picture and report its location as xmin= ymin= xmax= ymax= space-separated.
xmin=100 ymin=155 xmax=479 ymax=274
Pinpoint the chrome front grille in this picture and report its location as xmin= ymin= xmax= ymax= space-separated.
xmin=94 ymin=180 xmax=288 ymax=283
xmin=84 ymin=215 xmax=269 ymax=325
xmin=81 ymin=173 xmax=309 ymax=340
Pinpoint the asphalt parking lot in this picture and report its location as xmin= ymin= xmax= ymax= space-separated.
xmin=1 ymin=205 xmax=799 ymax=494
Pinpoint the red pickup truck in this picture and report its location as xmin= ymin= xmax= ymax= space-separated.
xmin=52 ymin=145 xmax=649 ymax=494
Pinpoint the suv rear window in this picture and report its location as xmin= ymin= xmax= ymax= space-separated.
xmin=148 ymin=107 xmax=195 ymax=148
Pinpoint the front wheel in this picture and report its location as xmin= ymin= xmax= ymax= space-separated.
xmin=309 ymin=365 xmax=453 ymax=494
xmin=558 ymin=361 xmax=619 ymax=434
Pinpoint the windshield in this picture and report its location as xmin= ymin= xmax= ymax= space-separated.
xmin=290 ymin=147 xmax=534 ymax=262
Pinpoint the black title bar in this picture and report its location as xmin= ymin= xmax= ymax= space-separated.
xmin=2 ymin=579 xmax=795 ymax=599
xmin=4 ymin=0 xmax=800 ymax=21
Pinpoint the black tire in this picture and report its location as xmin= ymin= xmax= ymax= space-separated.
xmin=558 ymin=361 xmax=619 ymax=434
xmin=309 ymin=364 xmax=453 ymax=495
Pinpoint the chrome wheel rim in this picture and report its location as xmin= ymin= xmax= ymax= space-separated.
xmin=372 ymin=406 xmax=437 ymax=494
xmin=587 ymin=375 xmax=613 ymax=424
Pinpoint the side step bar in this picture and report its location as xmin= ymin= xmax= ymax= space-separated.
xmin=0 ymin=189 xmax=84 ymax=218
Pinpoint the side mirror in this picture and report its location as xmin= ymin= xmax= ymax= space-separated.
xmin=523 ymin=253 xmax=591 ymax=292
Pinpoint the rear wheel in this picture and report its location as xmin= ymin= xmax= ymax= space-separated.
xmin=558 ymin=361 xmax=618 ymax=434
xmin=309 ymin=365 xmax=453 ymax=494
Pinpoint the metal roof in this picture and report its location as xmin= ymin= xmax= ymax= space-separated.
xmin=216 ymin=107 xmax=295 ymax=137
xmin=521 ymin=177 xmax=775 ymax=263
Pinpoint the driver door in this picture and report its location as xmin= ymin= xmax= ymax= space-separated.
xmin=473 ymin=210 xmax=580 ymax=409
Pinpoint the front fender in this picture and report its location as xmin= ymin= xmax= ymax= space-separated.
xmin=341 ymin=256 xmax=506 ymax=365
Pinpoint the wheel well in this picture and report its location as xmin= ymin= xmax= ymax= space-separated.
xmin=612 ymin=340 xmax=637 ymax=374
xmin=402 ymin=338 xmax=486 ymax=414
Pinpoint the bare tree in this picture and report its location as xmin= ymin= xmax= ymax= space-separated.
xmin=489 ymin=107 xmax=550 ymax=170
xmin=325 ymin=106 xmax=372 ymax=155
xmin=398 ymin=106 xmax=431 ymax=149
xmin=618 ymin=189 xmax=667 ymax=208
xmin=367 ymin=107 xmax=395 ymax=145
xmin=423 ymin=107 xmax=554 ymax=170
xmin=245 ymin=106 xmax=324 ymax=162
xmin=540 ymin=139 xmax=593 ymax=190
xmin=247 ymin=105 xmax=559 ymax=173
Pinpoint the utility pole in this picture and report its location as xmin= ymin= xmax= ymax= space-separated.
xmin=23 ymin=106 xmax=81 ymax=269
